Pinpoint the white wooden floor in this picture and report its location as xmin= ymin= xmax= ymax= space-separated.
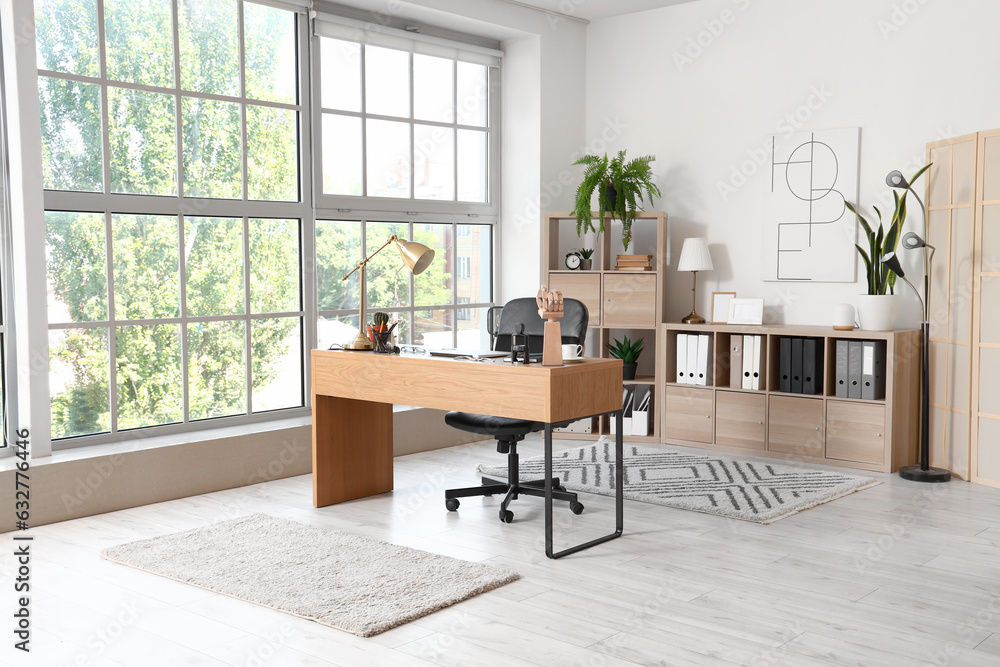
xmin=6 ymin=437 xmax=1000 ymax=667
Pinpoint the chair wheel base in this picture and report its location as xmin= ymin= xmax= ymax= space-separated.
xmin=570 ymin=502 xmax=584 ymax=515
xmin=445 ymin=498 xmax=460 ymax=512
xmin=499 ymin=509 xmax=514 ymax=523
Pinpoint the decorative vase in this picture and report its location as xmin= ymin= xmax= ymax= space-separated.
xmin=622 ymin=362 xmax=637 ymax=381
xmin=579 ymin=258 xmax=593 ymax=271
xmin=604 ymin=184 xmax=617 ymax=211
xmin=857 ymin=294 xmax=899 ymax=331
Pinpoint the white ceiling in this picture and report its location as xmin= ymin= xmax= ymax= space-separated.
xmin=504 ymin=0 xmax=699 ymax=21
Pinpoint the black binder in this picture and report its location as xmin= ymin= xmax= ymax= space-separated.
xmin=779 ymin=337 xmax=791 ymax=393
xmin=802 ymin=338 xmax=822 ymax=395
xmin=835 ymin=340 xmax=849 ymax=398
xmin=791 ymin=337 xmax=803 ymax=394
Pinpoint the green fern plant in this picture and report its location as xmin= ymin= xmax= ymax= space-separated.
xmin=572 ymin=150 xmax=661 ymax=251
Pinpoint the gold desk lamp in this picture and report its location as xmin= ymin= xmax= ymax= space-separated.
xmin=677 ymin=237 xmax=714 ymax=324
xmin=342 ymin=234 xmax=435 ymax=350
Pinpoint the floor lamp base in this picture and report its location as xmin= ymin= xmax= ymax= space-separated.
xmin=898 ymin=465 xmax=951 ymax=483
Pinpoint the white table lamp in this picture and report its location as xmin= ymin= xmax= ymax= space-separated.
xmin=677 ymin=237 xmax=713 ymax=324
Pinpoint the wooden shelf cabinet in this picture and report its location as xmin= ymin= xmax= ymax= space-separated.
xmin=541 ymin=211 xmax=668 ymax=442
xmin=660 ymin=323 xmax=921 ymax=473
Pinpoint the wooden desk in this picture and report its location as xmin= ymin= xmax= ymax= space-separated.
xmin=311 ymin=350 xmax=625 ymax=558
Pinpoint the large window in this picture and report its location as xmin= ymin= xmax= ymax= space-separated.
xmin=36 ymin=0 xmax=307 ymax=442
xmin=313 ymin=22 xmax=499 ymax=349
xmin=317 ymin=221 xmax=492 ymax=350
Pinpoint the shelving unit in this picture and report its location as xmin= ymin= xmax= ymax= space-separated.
xmin=541 ymin=211 xmax=668 ymax=442
xmin=661 ymin=323 xmax=921 ymax=473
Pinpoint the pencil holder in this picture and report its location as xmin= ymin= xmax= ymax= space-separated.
xmin=372 ymin=330 xmax=393 ymax=353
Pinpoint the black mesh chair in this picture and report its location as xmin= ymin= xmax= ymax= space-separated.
xmin=444 ymin=297 xmax=589 ymax=523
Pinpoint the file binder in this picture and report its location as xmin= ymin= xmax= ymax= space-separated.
xmin=848 ymin=341 xmax=863 ymax=399
xmin=695 ymin=334 xmax=712 ymax=386
xmin=862 ymin=340 xmax=887 ymax=400
xmin=835 ymin=340 xmax=849 ymax=398
xmin=751 ymin=335 xmax=763 ymax=390
xmin=687 ymin=335 xmax=699 ymax=384
xmin=742 ymin=334 xmax=755 ymax=389
xmin=632 ymin=388 xmax=651 ymax=436
xmin=676 ymin=333 xmax=688 ymax=384
xmin=803 ymin=338 xmax=822 ymax=395
xmin=622 ymin=387 xmax=635 ymax=435
xmin=791 ymin=337 xmax=803 ymax=394
xmin=779 ymin=337 xmax=792 ymax=393
xmin=610 ymin=387 xmax=631 ymax=434
xmin=730 ymin=335 xmax=744 ymax=389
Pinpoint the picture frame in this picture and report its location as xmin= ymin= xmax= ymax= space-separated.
xmin=711 ymin=292 xmax=736 ymax=324
xmin=727 ymin=298 xmax=764 ymax=326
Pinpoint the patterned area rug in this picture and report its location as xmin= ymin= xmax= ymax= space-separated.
xmin=477 ymin=439 xmax=880 ymax=524
xmin=102 ymin=514 xmax=518 ymax=637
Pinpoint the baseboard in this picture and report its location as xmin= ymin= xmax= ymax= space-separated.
xmin=0 ymin=409 xmax=487 ymax=532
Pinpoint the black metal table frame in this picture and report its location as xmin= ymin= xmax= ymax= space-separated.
xmin=543 ymin=408 xmax=624 ymax=559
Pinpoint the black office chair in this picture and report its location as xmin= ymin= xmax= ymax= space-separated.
xmin=444 ymin=297 xmax=589 ymax=523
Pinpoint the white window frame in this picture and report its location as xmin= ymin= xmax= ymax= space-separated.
xmin=311 ymin=18 xmax=501 ymax=349
xmin=0 ymin=34 xmax=16 ymax=455
xmin=316 ymin=216 xmax=494 ymax=350
xmin=311 ymin=24 xmax=501 ymax=219
xmin=37 ymin=1 xmax=316 ymax=448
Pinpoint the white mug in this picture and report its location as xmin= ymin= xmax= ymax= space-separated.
xmin=562 ymin=344 xmax=583 ymax=359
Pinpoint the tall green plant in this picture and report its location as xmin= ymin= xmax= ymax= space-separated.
xmin=572 ymin=150 xmax=661 ymax=251
xmin=845 ymin=164 xmax=930 ymax=295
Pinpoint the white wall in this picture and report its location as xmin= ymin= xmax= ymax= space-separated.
xmin=584 ymin=0 xmax=1000 ymax=328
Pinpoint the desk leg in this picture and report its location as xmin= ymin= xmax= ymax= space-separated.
xmin=544 ymin=410 xmax=624 ymax=559
xmin=312 ymin=394 xmax=393 ymax=507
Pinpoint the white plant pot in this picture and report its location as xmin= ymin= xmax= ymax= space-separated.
xmin=857 ymin=294 xmax=899 ymax=331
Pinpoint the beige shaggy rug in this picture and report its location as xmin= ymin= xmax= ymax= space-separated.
xmin=101 ymin=513 xmax=519 ymax=637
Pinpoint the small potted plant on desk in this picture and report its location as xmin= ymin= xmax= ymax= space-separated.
xmin=580 ymin=248 xmax=595 ymax=270
xmin=608 ymin=335 xmax=644 ymax=380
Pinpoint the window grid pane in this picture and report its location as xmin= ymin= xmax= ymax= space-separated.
xmin=104 ymin=0 xmax=175 ymax=87
xmin=115 ymin=323 xmax=183 ymax=430
xmin=318 ymin=220 xmax=493 ymax=352
xmin=318 ymin=36 xmax=493 ymax=204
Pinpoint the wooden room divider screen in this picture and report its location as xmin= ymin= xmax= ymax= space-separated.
xmin=926 ymin=129 xmax=1000 ymax=488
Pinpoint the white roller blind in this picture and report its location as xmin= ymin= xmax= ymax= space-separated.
xmin=251 ymin=0 xmax=311 ymax=12
xmin=313 ymin=11 xmax=502 ymax=67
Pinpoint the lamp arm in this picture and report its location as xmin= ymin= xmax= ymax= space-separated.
xmin=895 ymin=271 xmax=926 ymax=318
xmin=341 ymin=234 xmax=399 ymax=281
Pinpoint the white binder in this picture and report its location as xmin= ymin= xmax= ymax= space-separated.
xmin=610 ymin=387 xmax=630 ymax=434
xmin=751 ymin=335 xmax=763 ymax=390
xmin=742 ymin=334 xmax=755 ymax=389
xmin=631 ymin=388 xmax=651 ymax=436
xmin=676 ymin=333 xmax=688 ymax=384
xmin=695 ymin=334 xmax=712 ymax=386
xmin=622 ymin=388 xmax=634 ymax=435
xmin=686 ymin=335 xmax=699 ymax=385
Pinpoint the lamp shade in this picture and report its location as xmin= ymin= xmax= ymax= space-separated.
xmin=880 ymin=251 xmax=905 ymax=278
xmin=886 ymin=170 xmax=909 ymax=189
xmin=394 ymin=238 xmax=435 ymax=275
xmin=677 ymin=237 xmax=714 ymax=272
xmin=901 ymin=232 xmax=927 ymax=249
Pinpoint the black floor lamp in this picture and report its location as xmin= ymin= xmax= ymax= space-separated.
xmin=881 ymin=168 xmax=951 ymax=483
